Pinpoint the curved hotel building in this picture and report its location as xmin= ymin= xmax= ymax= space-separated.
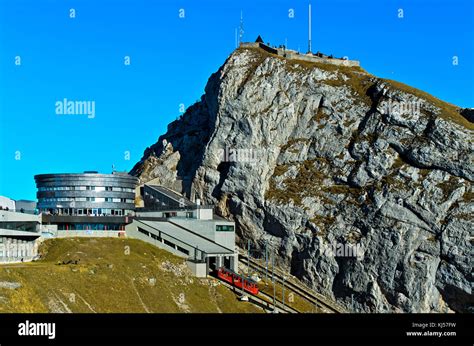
xmin=34 ymin=172 xmax=138 ymax=231
xmin=31 ymin=172 xmax=238 ymax=276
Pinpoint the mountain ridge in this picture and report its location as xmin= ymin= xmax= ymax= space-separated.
xmin=130 ymin=46 xmax=473 ymax=313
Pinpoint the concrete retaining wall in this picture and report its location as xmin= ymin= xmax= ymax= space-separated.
xmin=186 ymin=260 xmax=207 ymax=278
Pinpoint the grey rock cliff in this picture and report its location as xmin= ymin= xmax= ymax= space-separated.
xmin=131 ymin=47 xmax=473 ymax=313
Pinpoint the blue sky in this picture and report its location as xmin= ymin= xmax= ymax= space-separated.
xmin=0 ymin=0 xmax=472 ymax=200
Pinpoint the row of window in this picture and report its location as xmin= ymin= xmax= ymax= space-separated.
xmin=41 ymin=208 xmax=132 ymax=216
xmin=38 ymin=186 xmax=134 ymax=193
xmin=57 ymin=224 xmax=126 ymax=231
xmin=40 ymin=197 xmax=134 ymax=203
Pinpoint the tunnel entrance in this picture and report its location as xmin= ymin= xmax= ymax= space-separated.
xmin=208 ymin=256 xmax=217 ymax=273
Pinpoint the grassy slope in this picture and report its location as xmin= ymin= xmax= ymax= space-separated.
xmin=0 ymin=238 xmax=261 ymax=313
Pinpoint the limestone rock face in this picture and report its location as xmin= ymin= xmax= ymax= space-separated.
xmin=130 ymin=47 xmax=473 ymax=313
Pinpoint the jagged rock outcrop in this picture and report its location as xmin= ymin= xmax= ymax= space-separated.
xmin=130 ymin=46 xmax=473 ymax=313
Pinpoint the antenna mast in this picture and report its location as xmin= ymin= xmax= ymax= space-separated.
xmin=239 ymin=11 xmax=244 ymax=45
xmin=308 ymin=3 xmax=312 ymax=53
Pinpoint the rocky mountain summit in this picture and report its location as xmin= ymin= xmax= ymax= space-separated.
xmin=130 ymin=46 xmax=473 ymax=313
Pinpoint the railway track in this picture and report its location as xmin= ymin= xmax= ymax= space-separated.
xmin=257 ymin=289 xmax=300 ymax=314
xmin=210 ymin=275 xmax=299 ymax=314
xmin=238 ymin=254 xmax=345 ymax=313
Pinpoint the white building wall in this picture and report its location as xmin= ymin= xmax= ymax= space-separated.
xmin=0 ymin=196 xmax=16 ymax=211
xmin=169 ymin=218 xmax=235 ymax=251
xmin=169 ymin=219 xmax=216 ymax=241
xmin=194 ymin=208 xmax=213 ymax=220
xmin=0 ymin=210 xmax=40 ymax=222
xmin=215 ymin=232 xmax=235 ymax=251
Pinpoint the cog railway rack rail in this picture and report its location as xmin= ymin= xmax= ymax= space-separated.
xmin=238 ymin=252 xmax=346 ymax=314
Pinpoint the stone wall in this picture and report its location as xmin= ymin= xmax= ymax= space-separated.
xmin=240 ymin=42 xmax=360 ymax=67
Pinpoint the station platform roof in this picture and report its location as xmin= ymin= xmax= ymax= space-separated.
xmin=136 ymin=219 xmax=234 ymax=255
xmin=146 ymin=185 xmax=195 ymax=207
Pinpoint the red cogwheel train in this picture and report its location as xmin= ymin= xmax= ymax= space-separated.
xmin=216 ymin=267 xmax=259 ymax=295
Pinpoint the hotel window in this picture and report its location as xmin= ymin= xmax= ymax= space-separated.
xmin=86 ymin=197 xmax=95 ymax=202
xmin=105 ymin=186 xmax=113 ymax=191
xmin=86 ymin=186 xmax=95 ymax=190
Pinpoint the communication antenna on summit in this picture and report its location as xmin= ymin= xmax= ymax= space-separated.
xmin=308 ymin=3 xmax=312 ymax=53
xmin=239 ymin=11 xmax=244 ymax=45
